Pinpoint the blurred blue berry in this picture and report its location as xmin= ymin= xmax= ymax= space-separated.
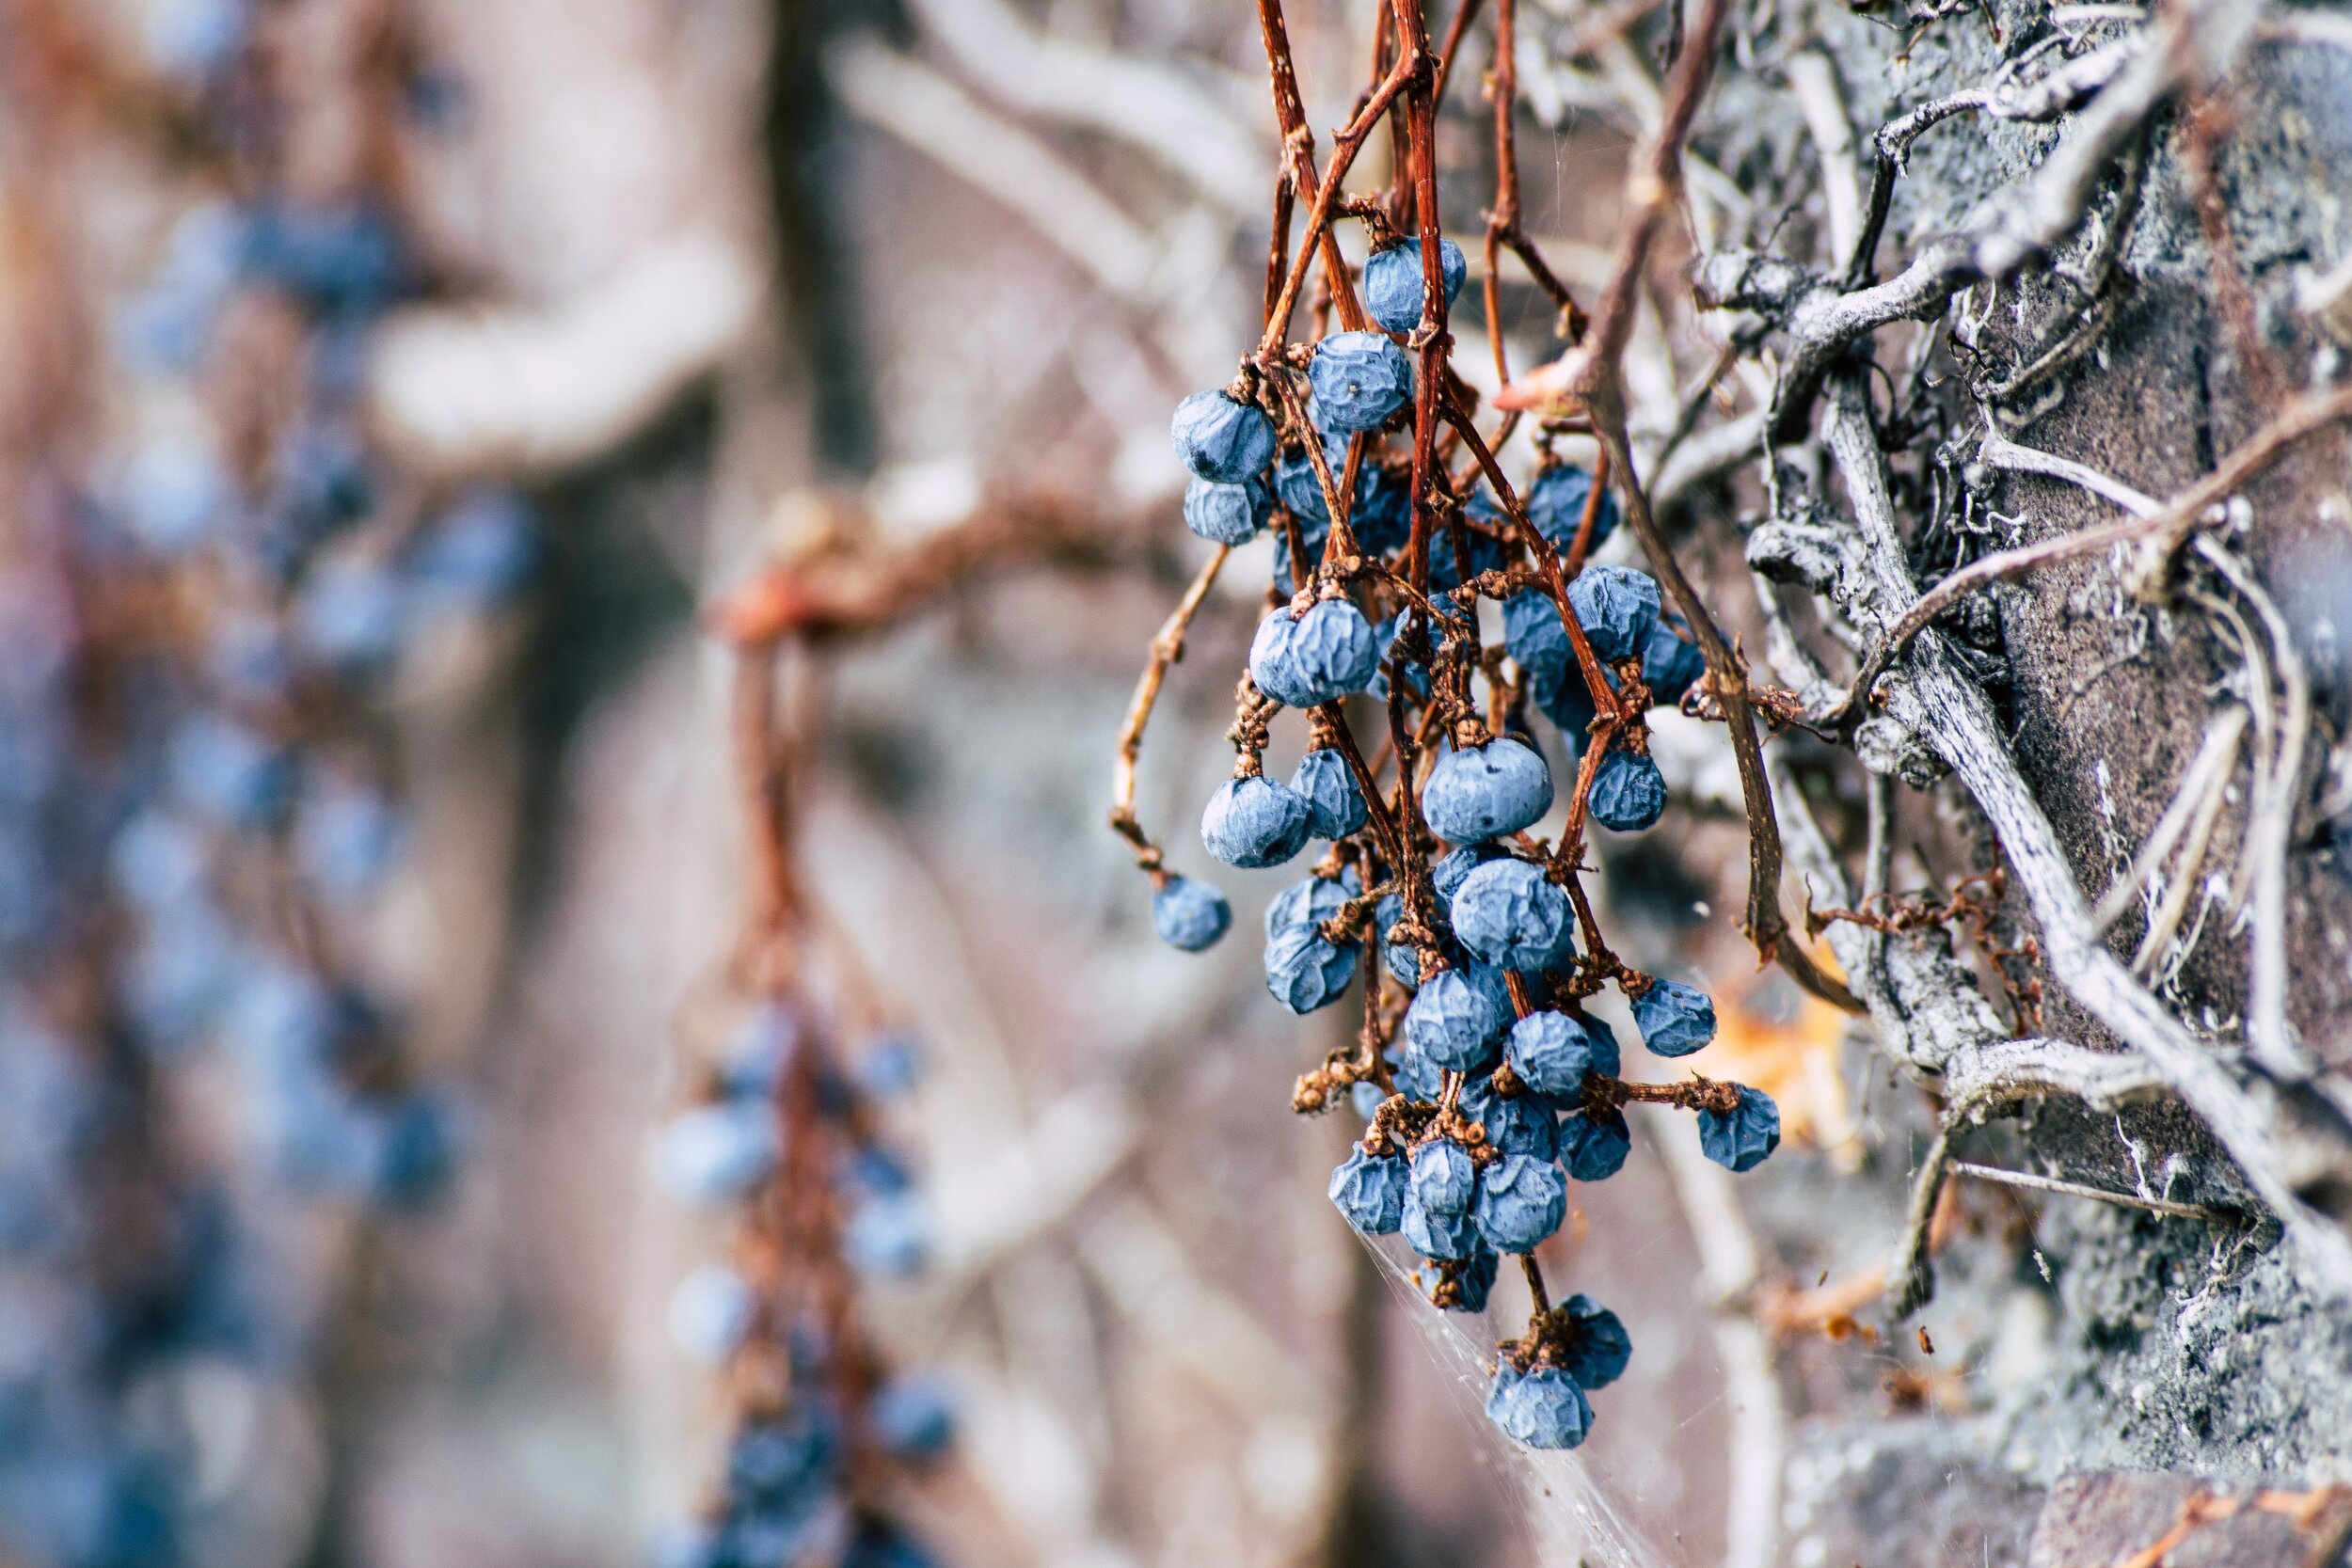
xmin=1697 ymin=1085 xmax=1780 ymax=1172
xmin=870 ymin=1374 xmax=956 ymax=1460
xmin=844 ymin=1192 xmax=928 ymax=1275
xmin=1170 ymin=390 xmax=1275 ymax=483
xmin=1422 ymin=737 xmax=1552 ymax=845
xmin=1643 ymin=617 xmax=1706 ymax=705
xmin=1524 ymin=463 xmax=1617 ymax=551
xmin=411 ymin=488 xmax=539 ymax=605
xmin=655 ymin=1102 xmax=781 ymax=1205
xmin=295 ymin=780 xmax=405 ymax=899
xmin=168 ymin=713 xmax=292 ymax=830
xmin=1200 ymin=774 xmax=1311 ymax=869
xmin=668 ymin=1263 xmax=755 ymax=1366
xmin=1307 ymin=331 xmax=1412 ymax=434
xmin=1152 ymin=876 xmax=1232 ymax=952
xmin=1363 ymin=238 xmax=1467 ymax=333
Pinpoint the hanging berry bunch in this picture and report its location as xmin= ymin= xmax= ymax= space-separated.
xmin=655 ymin=646 xmax=949 ymax=1568
xmin=1112 ymin=0 xmax=1781 ymax=1452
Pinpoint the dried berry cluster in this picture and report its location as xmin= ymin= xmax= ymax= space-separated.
xmin=1122 ymin=3 xmax=1781 ymax=1451
xmin=653 ymin=654 xmax=951 ymax=1568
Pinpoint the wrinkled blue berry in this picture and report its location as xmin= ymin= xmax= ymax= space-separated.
xmin=1418 ymin=1245 xmax=1500 ymax=1312
xmin=1408 ymin=1137 xmax=1479 ymax=1215
xmin=1505 ymin=1010 xmax=1607 ymax=1101
xmin=1432 ymin=843 xmax=1505 ymax=902
xmin=1534 ymin=657 xmax=1602 ymax=740
xmin=1697 ymin=1085 xmax=1780 ymax=1172
xmin=1643 ymin=617 xmax=1706 ymax=705
xmin=1558 ymin=1294 xmax=1631 ymax=1389
xmin=1349 ymin=1080 xmax=1387 ymax=1121
xmin=1485 ymin=1365 xmax=1592 ymax=1449
xmin=1328 ymin=1146 xmax=1407 ymax=1234
xmin=1263 ymin=921 xmax=1359 ymax=1013
xmin=1266 ymin=866 xmax=1359 ymax=939
xmin=1363 ymin=238 xmax=1468 ymax=332
xmin=1460 ymin=1076 xmax=1559 ymax=1160
xmin=1450 ymin=857 xmax=1573 ymax=973
xmin=1290 ymin=747 xmax=1366 ymax=839
xmin=1475 ymin=1153 xmax=1567 ymax=1252
xmin=1200 ymin=774 xmax=1311 ymax=868
xmin=1525 ymin=463 xmax=1618 ymax=551
xmin=1402 ymin=1186 xmax=1482 ymax=1260
xmin=1403 ymin=967 xmax=1502 ymax=1070
xmin=1503 ymin=589 xmax=1571 ymax=690
xmin=1308 ymin=331 xmax=1413 ymax=434
xmin=1170 ymin=389 xmax=1275 ymax=483
xmin=1588 ymin=747 xmax=1667 ymax=832
xmin=1566 ymin=564 xmax=1661 ymax=662
xmin=1422 ymin=737 xmax=1553 ymax=846
xmin=1390 ymin=1040 xmax=1444 ymax=1100
xmin=1427 ymin=508 xmax=1512 ymax=594
xmin=1558 ymin=1105 xmax=1632 ymax=1180
xmin=1274 ymin=440 xmax=1343 ymax=526
xmin=1183 ymin=476 xmax=1272 ymax=545
xmin=1375 ymin=894 xmax=1422 ymax=986
xmin=1249 ymin=599 xmax=1380 ymax=707
xmin=1152 ymin=876 xmax=1232 ymax=952
xmin=1355 ymin=463 xmax=1414 ymax=554
xmin=1631 ymin=978 xmax=1715 ymax=1057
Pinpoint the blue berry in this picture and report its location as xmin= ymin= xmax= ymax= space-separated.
xmin=1534 ymin=657 xmax=1601 ymax=740
xmin=844 ymin=1192 xmax=928 ymax=1275
xmin=1422 ymin=737 xmax=1553 ymax=845
xmin=668 ymin=1263 xmax=756 ymax=1365
xmin=168 ymin=712 xmax=293 ymax=830
xmin=1307 ymin=331 xmax=1413 ymax=434
xmin=1524 ymin=463 xmax=1617 ymax=551
xmin=1363 ymin=238 xmax=1468 ymax=333
xmin=1426 ymin=510 xmax=1512 ymax=594
xmin=1474 ymin=1153 xmax=1567 ymax=1252
xmin=1505 ymin=1010 xmax=1607 ymax=1101
xmin=121 ymin=436 xmax=228 ymax=553
xmin=1566 ymin=564 xmax=1661 ymax=662
xmin=1697 ymin=1085 xmax=1780 ymax=1172
xmin=1402 ymin=1185 xmax=1481 ymax=1261
xmin=1183 ymin=476 xmax=1272 ymax=545
xmin=1389 ymin=1040 xmax=1444 ymax=1101
xmin=1557 ymin=1294 xmax=1631 ymax=1389
xmin=1328 ymin=1147 xmax=1407 ymax=1235
xmin=1558 ymin=1106 xmax=1632 ymax=1180
xmin=1265 ymin=866 xmax=1359 ymax=939
xmin=1200 ymin=774 xmax=1311 ymax=868
xmin=1403 ymin=967 xmax=1502 ymax=1071
xmin=1263 ymin=921 xmax=1359 ymax=1013
xmin=1349 ymin=1080 xmax=1388 ymax=1121
xmin=1418 ymin=1245 xmax=1500 ymax=1312
xmin=1449 ymin=857 xmax=1573 ymax=973
xmin=1587 ymin=747 xmax=1667 ymax=832
xmin=294 ymin=779 xmax=405 ymax=899
xmin=1273 ymin=440 xmax=1343 ymax=526
xmin=297 ymin=558 xmax=407 ymax=675
xmin=1273 ymin=440 xmax=1408 ymax=553
xmin=412 ymin=487 xmax=538 ymax=604
xmin=1631 ymin=978 xmax=1715 ymax=1057
xmin=1503 ymin=589 xmax=1570 ymax=690
xmin=870 ymin=1374 xmax=957 ymax=1459
xmin=1643 ymin=617 xmax=1706 ymax=705
xmin=1289 ymin=747 xmax=1366 ymax=839
xmin=1408 ymin=1137 xmax=1479 ymax=1215
xmin=1170 ymin=389 xmax=1275 ymax=483
xmin=1354 ymin=463 xmax=1413 ymax=554
xmin=856 ymin=1031 xmax=923 ymax=1099
xmin=1431 ymin=843 xmax=1505 ymax=902
xmin=655 ymin=1102 xmax=781 ymax=1204
xmin=1375 ymin=894 xmax=1421 ymax=986
xmin=1152 ymin=876 xmax=1232 ymax=952
xmin=1485 ymin=1365 xmax=1592 ymax=1449
xmin=240 ymin=200 xmax=405 ymax=311
xmin=1248 ymin=599 xmax=1380 ymax=707
xmin=1460 ymin=1077 xmax=1559 ymax=1160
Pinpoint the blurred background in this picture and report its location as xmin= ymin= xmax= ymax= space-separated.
xmin=0 ymin=2 xmax=2047 ymax=1566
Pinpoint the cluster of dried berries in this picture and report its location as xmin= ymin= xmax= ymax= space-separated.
xmin=653 ymin=654 xmax=949 ymax=1568
xmin=1124 ymin=7 xmax=1779 ymax=1451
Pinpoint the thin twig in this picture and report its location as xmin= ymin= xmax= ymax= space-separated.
xmin=1947 ymin=1160 xmax=2237 ymax=1220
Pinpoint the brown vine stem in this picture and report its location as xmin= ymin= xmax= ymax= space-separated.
xmin=1837 ymin=383 xmax=2352 ymax=719
xmin=1109 ymin=546 xmax=1234 ymax=879
xmin=1479 ymin=0 xmax=1854 ymax=1010
xmin=1253 ymin=0 xmax=1392 ymax=346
